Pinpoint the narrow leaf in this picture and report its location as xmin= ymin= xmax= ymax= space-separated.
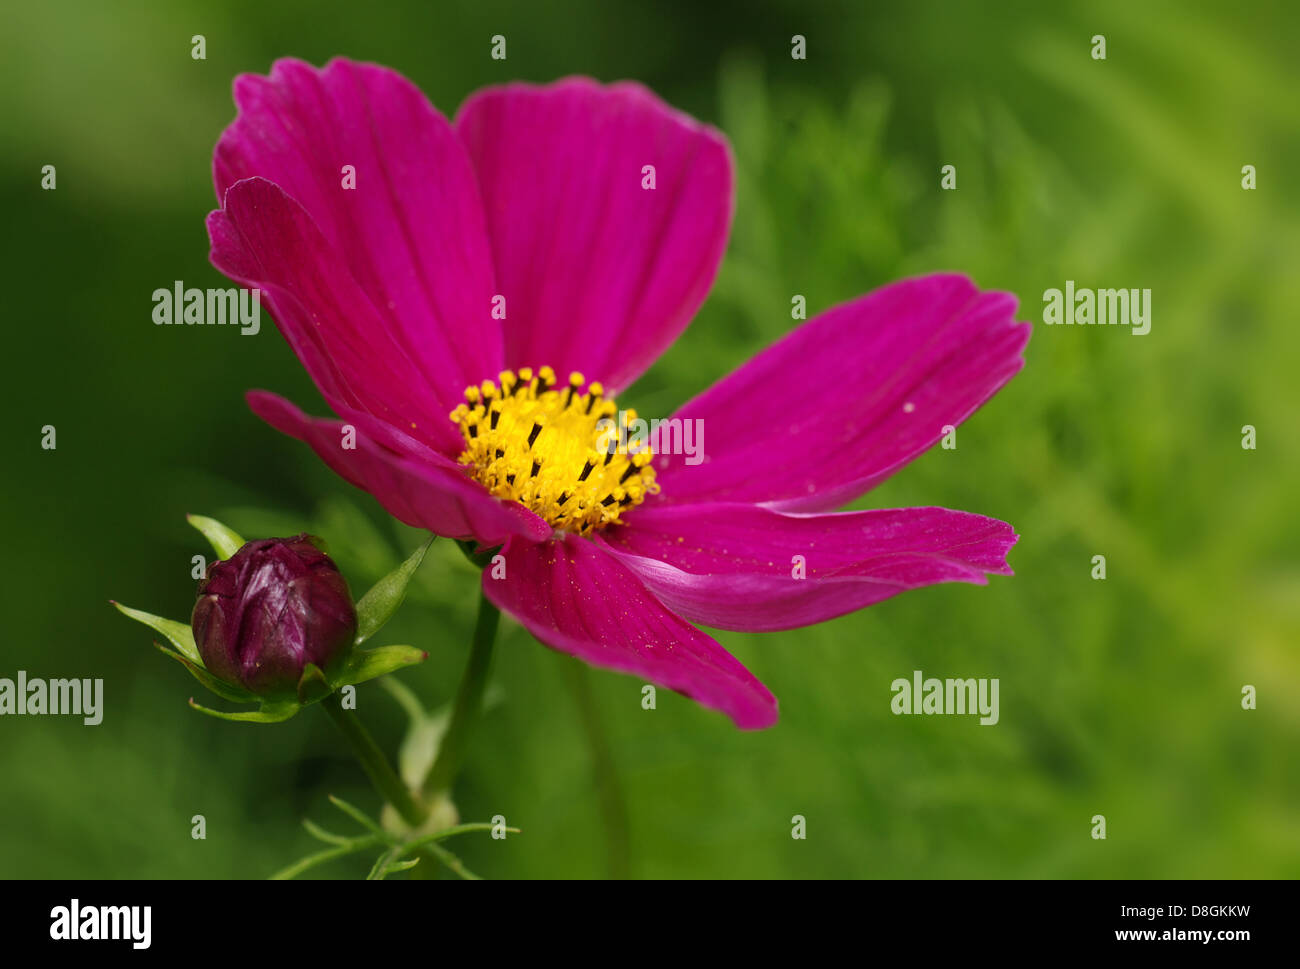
xmin=113 ymin=601 xmax=201 ymax=664
xmin=296 ymin=662 xmax=333 ymax=705
xmin=302 ymin=818 xmax=352 ymax=846
xmin=186 ymin=514 xmax=246 ymax=560
xmin=269 ymin=835 xmax=381 ymax=880
xmin=380 ymin=677 xmax=426 ymax=721
xmin=333 ymin=644 xmax=427 ymax=690
xmin=154 ymin=641 xmax=256 ymax=704
xmin=422 ymin=840 xmax=481 ymax=880
xmin=397 ymin=712 xmax=448 ymax=790
xmin=188 ymin=697 xmax=300 ymax=723
xmin=354 ymin=537 xmax=434 ymax=644
xmin=328 ymin=795 xmax=390 ymax=838
xmin=403 ymin=822 xmax=520 ymax=853
xmin=366 ymin=846 xmax=406 ymax=880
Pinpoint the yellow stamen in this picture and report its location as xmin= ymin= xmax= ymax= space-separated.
xmin=450 ymin=368 xmax=658 ymax=534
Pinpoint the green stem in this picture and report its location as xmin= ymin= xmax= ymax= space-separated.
xmin=322 ymin=692 xmax=428 ymax=829
xmin=424 ymin=591 xmax=500 ymax=796
xmin=562 ymin=658 xmax=631 ymax=879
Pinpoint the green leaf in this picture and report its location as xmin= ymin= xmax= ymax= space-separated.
xmin=332 ymin=644 xmax=427 ymax=691
xmin=187 ymin=697 xmax=300 ymax=723
xmin=382 ymin=679 xmax=503 ymax=788
xmin=354 ymin=536 xmax=434 ymax=644
xmin=379 ymin=676 xmax=425 ymax=721
xmin=302 ymin=819 xmax=352 ymax=846
xmin=398 ymin=717 xmax=446 ymax=789
xmin=420 ymin=840 xmax=481 ymax=880
xmin=296 ymin=663 xmax=333 ymax=706
xmin=382 ymin=678 xmax=449 ymax=788
xmin=186 ymin=513 xmax=245 ymax=560
xmin=328 ymin=795 xmax=389 ymax=838
xmin=269 ymin=834 xmax=381 ymax=880
xmin=366 ymin=846 xmax=408 ymax=880
xmin=113 ymin=601 xmax=201 ymax=665
xmin=403 ymin=822 xmax=520 ymax=852
xmin=154 ymin=641 xmax=256 ymax=704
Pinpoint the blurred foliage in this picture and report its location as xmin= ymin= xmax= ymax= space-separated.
xmin=1 ymin=0 xmax=1296 ymax=878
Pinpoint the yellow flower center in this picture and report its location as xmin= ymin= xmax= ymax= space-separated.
xmin=450 ymin=366 xmax=658 ymax=535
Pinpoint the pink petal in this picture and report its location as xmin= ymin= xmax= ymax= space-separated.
xmin=455 ymin=77 xmax=733 ymax=393
xmin=209 ymin=177 xmax=467 ymax=456
xmin=213 ymin=57 xmax=500 ymax=418
xmin=599 ymin=502 xmax=1017 ymax=632
xmin=483 ymin=533 xmax=778 ymax=729
xmin=654 ymin=274 xmax=1030 ymax=511
xmin=248 ymin=391 xmax=552 ymax=547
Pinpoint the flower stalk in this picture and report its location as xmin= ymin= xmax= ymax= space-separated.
xmin=321 ymin=692 xmax=428 ymax=829
xmin=424 ymin=591 xmax=499 ymax=797
xmin=562 ymin=658 xmax=631 ymax=879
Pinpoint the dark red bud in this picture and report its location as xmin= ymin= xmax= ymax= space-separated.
xmin=191 ymin=535 xmax=356 ymax=698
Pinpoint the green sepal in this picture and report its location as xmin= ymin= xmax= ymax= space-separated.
xmin=354 ymin=537 xmax=434 ymax=644
xmin=188 ymin=696 xmax=301 ymax=723
xmin=153 ymin=641 xmax=256 ymax=704
xmin=331 ymin=644 xmax=427 ymax=690
xmin=296 ymin=663 xmax=334 ymax=706
xmin=116 ymin=519 xmax=427 ymax=721
xmin=186 ymin=513 xmax=245 ymax=560
xmin=113 ymin=601 xmax=202 ymax=665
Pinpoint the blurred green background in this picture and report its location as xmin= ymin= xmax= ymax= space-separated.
xmin=2 ymin=0 xmax=1297 ymax=879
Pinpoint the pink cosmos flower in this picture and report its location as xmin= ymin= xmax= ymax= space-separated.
xmin=207 ymin=58 xmax=1029 ymax=729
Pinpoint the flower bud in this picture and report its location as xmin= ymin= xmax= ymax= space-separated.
xmin=192 ymin=535 xmax=357 ymax=698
